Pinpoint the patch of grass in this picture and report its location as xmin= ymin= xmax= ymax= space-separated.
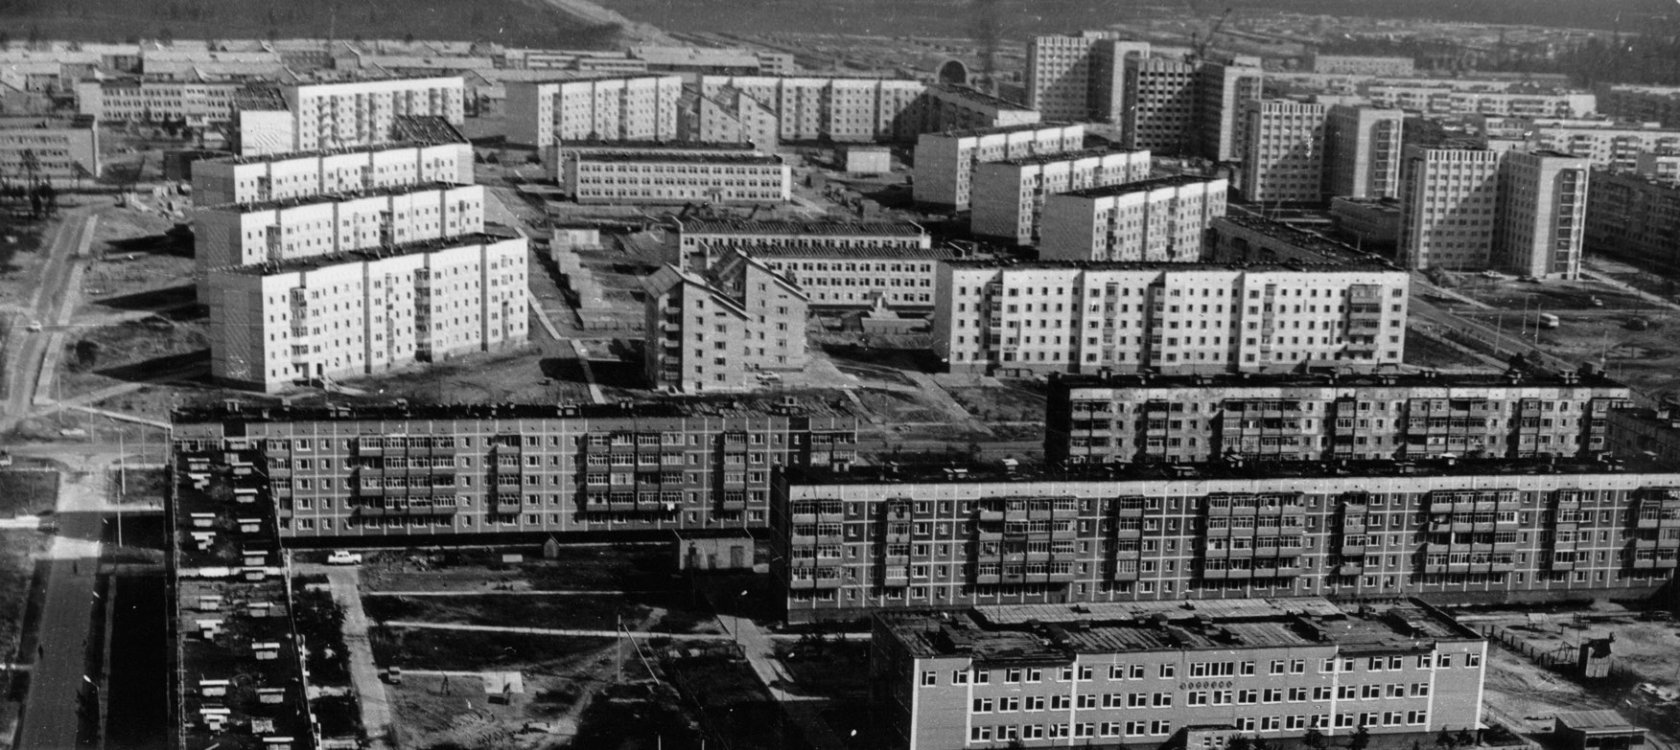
xmin=0 ymin=470 xmax=58 ymax=518
xmin=572 ymin=683 xmax=703 ymax=750
xmin=369 ymin=627 xmax=611 ymax=672
xmin=292 ymin=588 xmax=353 ymax=686
xmin=0 ymin=530 xmax=51 ymax=665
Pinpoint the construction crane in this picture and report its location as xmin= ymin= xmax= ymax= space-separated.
xmin=1189 ymin=7 xmax=1234 ymax=65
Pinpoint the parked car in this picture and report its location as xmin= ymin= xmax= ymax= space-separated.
xmin=1627 ymin=318 xmax=1651 ymax=331
xmin=326 ymin=550 xmax=363 ymax=565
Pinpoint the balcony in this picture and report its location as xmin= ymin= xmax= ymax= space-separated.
xmin=1335 ymin=562 xmax=1364 ymax=576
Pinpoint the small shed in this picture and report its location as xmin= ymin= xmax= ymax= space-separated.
xmin=1555 ymin=710 xmax=1646 ymax=750
xmin=675 ymin=531 xmax=757 ymax=571
xmin=844 ymin=145 xmax=892 ymax=175
xmin=1577 ymin=634 xmax=1615 ymax=678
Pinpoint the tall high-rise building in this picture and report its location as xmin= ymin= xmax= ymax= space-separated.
xmin=1239 ymin=100 xmax=1328 ymax=203
xmin=1025 ymin=32 xmax=1149 ymax=124
xmin=1197 ymin=55 xmax=1264 ymax=162
xmin=1398 ymin=145 xmax=1503 ymax=272
xmin=1494 ymin=150 xmax=1590 ymax=279
xmin=1122 ymin=56 xmax=1200 ymax=153
xmin=1325 ymin=105 xmax=1405 ymax=199
xmin=643 ymin=251 xmax=808 ymax=393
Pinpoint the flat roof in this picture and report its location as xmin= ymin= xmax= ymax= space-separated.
xmin=201 ymin=180 xmax=473 ymax=212
xmin=748 ymin=245 xmax=957 ymax=261
xmin=679 ymin=218 xmax=927 ymax=237
xmin=1051 ymin=364 xmax=1629 ymax=393
xmin=926 ymin=120 xmax=1079 ymax=140
xmin=1213 ymin=215 xmax=1385 ymax=265
xmin=1556 ymin=711 xmax=1641 ymax=732
xmin=213 ymin=231 xmax=509 ymax=276
xmin=782 ymin=455 xmax=1680 ymax=486
xmin=172 ymin=392 xmax=861 ymax=425
xmin=944 ymin=256 xmax=1399 ymax=273
xmin=206 ymin=139 xmax=464 ymax=167
xmin=929 ymin=82 xmax=1035 ymax=111
xmin=1061 ymin=174 xmax=1218 ymax=199
xmin=390 ymin=114 xmax=468 ymax=144
xmin=573 ymin=152 xmax=781 ymax=165
xmin=993 ymin=146 xmax=1144 ymax=168
xmin=879 ymin=598 xmax=1480 ymax=662
xmin=0 ymin=115 xmax=95 ymax=131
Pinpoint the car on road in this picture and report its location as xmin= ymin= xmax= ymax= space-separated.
xmin=1590 ymin=297 xmax=1605 ymax=308
xmin=25 ymin=321 xmax=41 ymax=332
xmin=326 ymin=550 xmax=363 ymax=565
xmin=1627 ymin=318 xmax=1651 ymax=331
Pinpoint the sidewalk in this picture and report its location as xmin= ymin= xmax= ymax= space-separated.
xmin=320 ymin=566 xmax=394 ymax=750
xmin=721 ymin=613 xmax=849 ymax=750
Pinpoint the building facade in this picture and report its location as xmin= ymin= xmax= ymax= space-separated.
xmin=696 ymin=75 xmax=928 ymax=142
xmin=1310 ymin=55 xmax=1418 ymax=76
xmin=284 ymin=77 xmax=466 ymax=152
xmin=1239 ymin=100 xmax=1329 ymax=203
xmin=913 ymin=122 xmax=1088 ymax=210
xmin=1525 ymin=122 xmax=1680 ymax=172
xmin=190 ymin=141 xmax=473 ymax=207
xmin=1607 ymin=404 xmax=1680 ymax=465
xmin=0 ymin=116 xmax=99 ymax=186
xmin=932 ymin=260 xmax=1409 ymax=377
xmin=503 ymin=75 xmax=683 ymax=150
xmin=1046 ymin=366 xmax=1632 ymax=466
xmin=557 ymin=143 xmax=790 ymax=205
xmin=682 ymin=84 xmax=781 ymax=152
xmin=1493 ymin=150 xmax=1589 ymax=280
xmin=643 ymin=251 xmax=808 ymax=393
xmin=206 ymin=232 xmax=528 ymax=392
xmin=1584 ymin=169 xmax=1680 ymax=272
xmin=1037 ymin=176 xmax=1229 ymax=263
xmin=676 ymin=218 xmax=932 ymax=271
xmin=169 ymin=398 xmax=859 ymax=539
xmin=1199 ymin=56 xmax=1265 ymax=162
xmin=75 ymin=78 xmax=277 ymax=126
xmin=969 ymin=148 xmax=1152 ymax=246
xmin=871 ymin=599 xmax=1484 ymax=750
xmin=1325 ymin=105 xmax=1404 ymax=200
xmin=1122 ymin=56 xmax=1200 ymax=153
xmin=1397 ymin=146 xmax=1503 ymax=273
xmin=1365 ymin=88 xmax=1596 ymax=119
xmin=772 ymin=460 xmax=1680 ymax=623
xmin=752 ymin=246 xmax=955 ymax=310
xmin=1598 ymin=85 xmax=1680 ymax=129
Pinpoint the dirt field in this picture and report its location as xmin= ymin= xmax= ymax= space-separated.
xmin=0 ymin=529 xmax=51 ymax=674
xmin=0 ymin=470 xmax=59 ymax=518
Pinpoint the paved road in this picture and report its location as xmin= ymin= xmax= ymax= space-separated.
xmin=314 ymin=566 xmax=394 ymax=750
xmin=15 ymin=466 xmax=107 ymax=750
xmin=3 ymin=208 xmax=97 ymax=433
xmin=722 ymin=614 xmax=849 ymax=750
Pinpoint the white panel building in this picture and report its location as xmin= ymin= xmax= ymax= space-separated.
xmin=284 ymin=77 xmax=466 ymax=152
xmin=1038 ymin=175 xmax=1229 ymax=262
xmin=191 ymin=142 xmax=474 ymax=207
xmin=912 ymin=122 xmax=1087 ymax=210
xmin=503 ymin=75 xmax=683 ymax=151
xmin=969 ymin=148 xmax=1152 ymax=246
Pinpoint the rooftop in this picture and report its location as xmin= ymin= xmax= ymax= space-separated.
xmin=207 ymin=138 xmax=464 ymax=167
xmin=925 ymin=120 xmax=1080 ymax=141
xmin=563 ymin=139 xmax=759 ymax=153
xmin=1060 ymin=174 xmax=1220 ymax=199
xmin=171 ymin=391 xmax=861 ymax=425
xmin=572 ymin=151 xmax=782 ymax=165
xmin=878 ymin=598 xmax=1480 ymax=663
xmin=231 ymin=84 xmax=290 ymax=112
xmin=678 ymin=218 xmax=927 ymax=237
xmin=213 ymin=231 xmax=508 ymax=277
xmin=928 ymin=82 xmax=1035 ymax=111
xmin=1051 ymin=362 xmax=1629 ymax=393
xmin=1213 ymin=215 xmax=1388 ymax=265
xmin=1556 ymin=711 xmax=1641 ymax=732
xmin=201 ymin=180 xmax=473 ymax=213
xmin=992 ymin=146 xmax=1144 ymax=168
xmin=390 ymin=114 xmax=468 ymax=144
xmin=781 ymin=454 xmax=1680 ymax=487
xmin=748 ymin=245 xmax=957 ymax=261
xmin=944 ymin=255 xmax=1398 ymax=273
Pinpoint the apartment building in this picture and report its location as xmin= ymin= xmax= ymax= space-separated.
xmin=1325 ymin=105 xmax=1404 ymax=199
xmin=1046 ymin=365 xmax=1632 ymax=466
xmin=912 ymin=122 xmax=1087 ymax=210
xmin=1206 ymin=215 xmax=1381 ymax=267
xmin=557 ymin=142 xmax=791 ymax=205
xmin=922 ymin=83 xmax=1042 ymax=133
xmin=1608 ymin=403 xmax=1680 ymax=464
xmin=190 ymin=140 xmax=473 ymax=207
xmin=969 ymin=148 xmax=1152 ymax=246
xmin=1311 ymin=55 xmax=1417 ymax=76
xmin=1598 ymin=85 xmax=1680 ymax=129
xmin=168 ymin=397 xmax=859 ymax=540
xmin=1365 ymin=87 xmax=1596 ymax=119
xmin=1493 ymin=150 xmax=1589 ymax=280
xmin=1199 ymin=55 xmax=1265 ymax=162
xmin=1239 ymin=100 xmax=1329 ymax=203
xmin=932 ymin=258 xmax=1408 ymax=377
xmin=503 ymin=74 xmax=682 ymax=150
xmin=771 ymin=459 xmax=1680 ymax=623
xmin=1122 ymin=56 xmax=1200 ymax=153
xmin=1025 ymin=32 xmax=1150 ymax=124
xmin=0 ymin=116 xmax=99 ymax=186
xmin=1037 ymin=176 xmax=1229 ymax=263
xmin=169 ymin=440 xmax=315 ymax=750
xmin=193 ymin=183 xmax=486 ymax=275
xmin=1397 ymin=145 xmax=1503 ymax=273
xmin=681 ymin=84 xmax=781 ymax=152
xmin=1584 ymin=169 xmax=1680 ymax=272
xmin=871 ymin=599 xmax=1483 ymax=750
xmin=284 ymin=77 xmax=466 ymax=152
xmin=1635 ymin=152 xmax=1680 ymax=183
xmin=697 ymin=75 xmax=928 ymax=142
xmin=1331 ymin=197 xmax=1404 ymax=251
xmin=75 ymin=78 xmax=285 ymax=127
xmin=753 ymin=246 xmax=955 ymax=310
xmin=1526 ymin=122 xmax=1680 ymax=172
xmin=643 ymin=251 xmax=807 ymax=393
xmin=675 ymin=218 xmax=931 ymax=271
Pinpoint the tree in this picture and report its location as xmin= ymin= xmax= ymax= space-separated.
xmin=1350 ymin=725 xmax=1372 ymax=750
xmin=1228 ymin=736 xmax=1254 ymax=750
xmin=1457 ymin=729 xmax=1478 ymax=748
xmin=1252 ymin=738 xmax=1271 ymax=750
xmin=1303 ymin=727 xmax=1327 ymax=750
xmin=1437 ymin=728 xmax=1457 ymax=750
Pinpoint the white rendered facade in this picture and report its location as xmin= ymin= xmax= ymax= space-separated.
xmin=969 ymin=149 xmax=1152 ymax=246
xmin=206 ymin=234 xmax=529 ymax=392
xmin=697 ymin=75 xmax=929 ymax=142
xmin=643 ymin=252 xmax=808 ymax=393
xmin=503 ymin=75 xmax=682 ymax=150
xmin=560 ymin=151 xmax=790 ymax=205
xmin=933 ymin=261 xmax=1408 ymax=376
xmin=1038 ymin=176 xmax=1229 ymax=262
xmin=1398 ymin=146 xmax=1503 ymax=273
xmin=676 ymin=219 xmax=931 ymax=270
xmin=285 ymin=77 xmax=466 ymax=152
xmin=1494 ymin=150 xmax=1589 ymax=280
xmin=912 ymin=122 xmax=1087 ymax=210
xmin=190 ymin=142 xmax=473 ymax=207
xmin=75 ymin=79 xmax=251 ymax=126
xmin=1239 ymin=100 xmax=1328 ymax=203
xmin=1325 ymin=105 xmax=1404 ymax=199
xmin=1527 ymin=123 xmax=1680 ymax=171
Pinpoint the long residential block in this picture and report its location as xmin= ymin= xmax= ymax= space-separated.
xmin=643 ymin=251 xmax=808 ymax=393
xmin=1037 ymin=176 xmax=1228 ymax=262
xmin=0 ymin=115 xmax=100 ymax=186
xmin=1046 ymin=366 xmax=1633 ymax=467
xmin=969 ymin=148 xmax=1152 ymax=246
xmin=933 ymin=259 xmax=1407 ymax=377
xmin=1583 ymin=169 xmax=1680 ymax=272
xmin=772 ymin=460 xmax=1680 ymax=624
xmin=190 ymin=141 xmax=473 ymax=207
xmin=205 ymin=232 xmax=527 ymax=392
xmin=558 ymin=143 xmax=790 ymax=205
xmin=871 ymin=598 xmax=1483 ymax=750
xmin=285 ymin=77 xmax=466 ymax=152
xmin=168 ymin=397 xmax=860 ymax=540
xmin=504 ymin=74 xmax=683 ymax=150
xmin=752 ymin=246 xmax=956 ymax=310
xmin=676 ymin=218 xmax=931 ymax=271
xmin=913 ymin=122 xmax=1088 ymax=211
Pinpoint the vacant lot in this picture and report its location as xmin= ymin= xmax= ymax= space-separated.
xmin=0 ymin=470 xmax=59 ymax=518
xmin=0 ymin=529 xmax=51 ymax=674
xmin=1405 ymin=329 xmax=1492 ymax=370
xmin=359 ymin=544 xmax=676 ymax=594
xmin=363 ymin=592 xmax=721 ymax=635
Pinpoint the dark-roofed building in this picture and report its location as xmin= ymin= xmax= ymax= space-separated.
xmin=1046 ymin=364 xmax=1633 ymax=466
xmin=870 ymin=599 xmax=1486 ymax=750
xmin=773 ymin=458 xmax=1680 ymax=624
xmin=1556 ymin=711 xmax=1645 ymax=750
xmin=1607 ymin=402 xmax=1680 ymax=464
xmin=169 ymin=394 xmax=859 ymax=541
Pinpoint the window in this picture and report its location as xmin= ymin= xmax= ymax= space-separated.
xmin=1159 ymin=664 xmax=1176 ymax=678
xmin=1270 ymin=660 xmax=1287 ymax=675
xmin=1006 ymin=668 xmax=1023 ymax=684
xmin=952 ymin=671 xmax=970 ymax=685
xmin=920 ymin=671 xmax=936 ymax=687
xmin=1466 ymin=652 xmax=1482 ymax=667
xmin=972 ymin=698 xmax=993 ymax=713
